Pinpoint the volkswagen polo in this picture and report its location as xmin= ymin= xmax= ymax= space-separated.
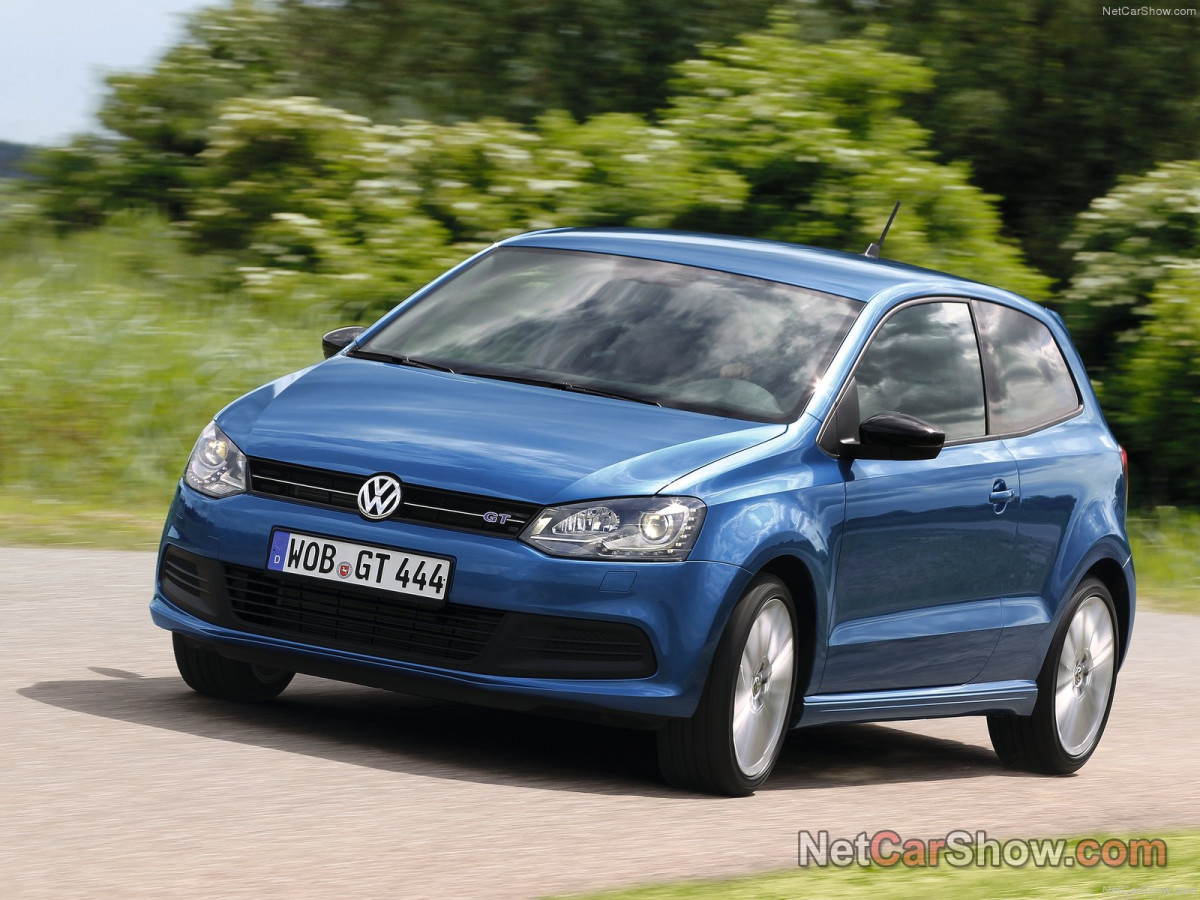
xmin=152 ymin=228 xmax=1134 ymax=795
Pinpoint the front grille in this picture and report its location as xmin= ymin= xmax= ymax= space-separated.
xmin=247 ymin=458 xmax=539 ymax=537
xmin=161 ymin=546 xmax=658 ymax=679
xmin=227 ymin=565 xmax=504 ymax=663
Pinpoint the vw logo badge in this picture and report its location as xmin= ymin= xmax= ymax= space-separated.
xmin=357 ymin=474 xmax=402 ymax=520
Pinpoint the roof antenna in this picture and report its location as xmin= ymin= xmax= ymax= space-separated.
xmin=864 ymin=201 xmax=901 ymax=259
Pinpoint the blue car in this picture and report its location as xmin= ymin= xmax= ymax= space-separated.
xmin=152 ymin=228 xmax=1134 ymax=795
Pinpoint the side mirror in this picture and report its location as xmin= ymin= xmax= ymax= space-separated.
xmin=841 ymin=412 xmax=945 ymax=461
xmin=321 ymin=325 xmax=366 ymax=359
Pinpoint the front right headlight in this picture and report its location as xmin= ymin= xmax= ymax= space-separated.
xmin=184 ymin=422 xmax=248 ymax=498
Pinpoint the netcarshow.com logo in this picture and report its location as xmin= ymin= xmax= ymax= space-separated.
xmin=796 ymin=830 xmax=1169 ymax=869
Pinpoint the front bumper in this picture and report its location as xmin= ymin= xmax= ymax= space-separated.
xmin=151 ymin=484 xmax=749 ymax=719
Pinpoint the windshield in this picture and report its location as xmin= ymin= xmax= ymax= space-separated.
xmin=359 ymin=247 xmax=862 ymax=422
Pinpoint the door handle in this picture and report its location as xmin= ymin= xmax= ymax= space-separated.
xmin=990 ymin=479 xmax=1017 ymax=511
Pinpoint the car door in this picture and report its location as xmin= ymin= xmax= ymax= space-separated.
xmin=968 ymin=299 xmax=1092 ymax=679
xmin=818 ymin=299 xmax=1018 ymax=694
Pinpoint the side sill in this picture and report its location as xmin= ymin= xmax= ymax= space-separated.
xmin=796 ymin=680 xmax=1037 ymax=728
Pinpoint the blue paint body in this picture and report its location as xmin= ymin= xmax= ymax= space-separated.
xmin=152 ymin=228 xmax=1135 ymax=728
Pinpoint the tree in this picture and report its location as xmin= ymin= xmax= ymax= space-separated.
xmin=795 ymin=0 xmax=1200 ymax=281
xmin=188 ymin=97 xmax=453 ymax=313
xmin=1061 ymin=161 xmax=1200 ymax=503
xmin=1110 ymin=262 xmax=1200 ymax=504
xmin=662 ymin=16 xmax=1050 ymax=300
xmin=29 ymin=0 xmax=296 ymax=228
xmin=277 ymin=0 xmax=778 ymax=123
xmin=1062 ymin=161 xmax=1200 ymax=374
xmin=179 ymin=18 xmax=1047 ymax=315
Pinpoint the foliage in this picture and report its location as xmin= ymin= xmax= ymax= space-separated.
xmin=277 ymin=0 xmax=778 ymax=123
xmin=1061 ymin=161 xmax=1200 ymax=504
xmin=662 ymin=16 xmax=1050 ymax=300
xmin=22 ymin=0 xmax=1200 ymax=285
xmin=1062 ymin=161 xmax=1200 ymax=372
xmin=793 ymin=0 xmax=1200 ymax=280
xmin=38 ymin=14 xmax=1042 ymax=315
xmin=28 ymin=0 xmax=297 ymax=228
xmin=186 ymin=97 xmax=456 ymax=313
xmin=1110 ymin=262 xmax=1200 ymax=504
xmin=180 ymin=99 xmax=748 ymax=309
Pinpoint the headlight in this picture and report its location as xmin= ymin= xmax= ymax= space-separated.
xmin=184 ymin=422 xmax=248 ymax=498
xmin=521 ymin=497 xmax=705 ymax=561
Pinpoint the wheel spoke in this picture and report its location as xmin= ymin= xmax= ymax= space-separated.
xmin=733 ymin=660 xmax=753 ymax=731
xmin=1056 ymin=690 xmax=1082 ymax=745
xmin=1091 ymin=625 xmax=1116 ymax=669
xmin=772 ymin=634 xmax=795 ymax=679
xmin=1091 ymin=654 xmax=1116 ymax=692
xmin=1081 ymin=601 xmax=1102 ymax=651
xmin=743 ymin=617 xmax=766 ymax=669
xmin=1062 ymin=614 xmax=1082 ymax=663
xmin=1077 ymin=681 xmax=1101 ymax=730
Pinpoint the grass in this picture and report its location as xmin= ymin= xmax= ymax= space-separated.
xmin=0 ymin=490 xmax=167 ymax=550
xmin=0 ymin=215 xmax=335 ymax=518
xmin=1128 ymin=507 xmax=1200 ymax=614
xmin=548 ymin=830 xmax=1200 ymax=899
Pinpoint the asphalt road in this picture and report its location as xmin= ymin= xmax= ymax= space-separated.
xmin=2 ymin=547 xmax=1197 ymax=899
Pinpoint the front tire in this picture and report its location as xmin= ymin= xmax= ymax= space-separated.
xmin=173 ymin=634 xmax=294 ymax=703
xmin=988 ymin=577 xmax=1119 ymax=774
xmin=658 ymin=575 xmax=797 ymax=796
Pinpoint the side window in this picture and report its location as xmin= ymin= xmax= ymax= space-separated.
xmin=854 ymin=301 xmax=987 ymax=442
xmin=974 ymin=301 xmax=1081 ymax=434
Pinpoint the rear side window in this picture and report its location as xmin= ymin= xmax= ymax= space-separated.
xmin=854 ymin=301 xmax=987 ymax=442
xmin=974 ymin=301 xmax=1080 ymax=435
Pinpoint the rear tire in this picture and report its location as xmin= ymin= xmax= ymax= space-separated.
xmin=658 ymin=575 xmax=797 ymax=796
xmin=988 ymin=577 xmax=1119 ymax=774
xmin=173 ymin=634 xmax=294 ymax=703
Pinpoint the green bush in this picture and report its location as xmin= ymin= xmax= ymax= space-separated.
xmin=1062 ymin=161 xmax=1200 ymax=504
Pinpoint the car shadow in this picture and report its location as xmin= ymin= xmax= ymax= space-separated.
xmin=20 ymin=671 xmax=1014 ymax=797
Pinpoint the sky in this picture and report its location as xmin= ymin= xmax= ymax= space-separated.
xmin=0 ymin=0 xmax=213 ymax=146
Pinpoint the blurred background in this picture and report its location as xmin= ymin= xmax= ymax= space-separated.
xmin=0 ymin=0 xmax=1197 ymax=599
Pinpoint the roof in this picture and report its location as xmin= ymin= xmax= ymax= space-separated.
xmin=501 ymin=227 xmax=992 ymax=304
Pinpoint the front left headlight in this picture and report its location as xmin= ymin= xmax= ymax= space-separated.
xmin=184 ymin=422 xmax=247 ymax=498
xmin=521 ymin=496 xmax=706 ymax=561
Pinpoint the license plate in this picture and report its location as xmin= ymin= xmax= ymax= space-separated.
xmin=266 ymin=529 xmax=453 ymax=604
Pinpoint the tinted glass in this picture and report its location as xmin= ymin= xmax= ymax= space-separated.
xmin=854 ymin=301 xmax=987 ymax=441
xmin=974 ymin=301 xmax=1080 ymax=434
xmin=362 ymin=247 xmax=862 ymax=422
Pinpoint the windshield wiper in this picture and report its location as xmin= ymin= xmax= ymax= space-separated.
xmin=558 ymin=382 xmax=662 ymax=407
xmin=348 ymin=349 xmax=456 ymax=372
xmin=455 ymin=369 xmax=662 ymax=407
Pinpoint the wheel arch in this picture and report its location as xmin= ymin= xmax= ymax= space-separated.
xmin=1082 ymin=555 xmax=1134 ymax=669
xmin=754 ymin=553 xmax=820 ymax=706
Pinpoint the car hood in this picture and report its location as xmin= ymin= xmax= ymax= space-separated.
xmin=220 ymin=356 xmax=786 ymax=503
